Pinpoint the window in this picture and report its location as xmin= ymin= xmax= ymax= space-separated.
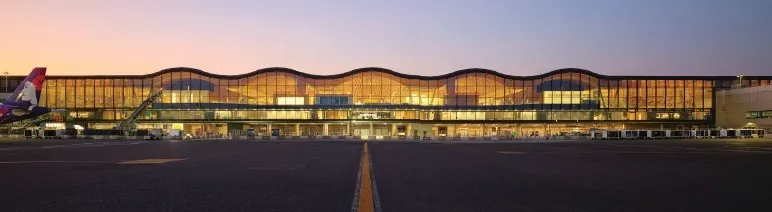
xmin=318 ymin=96 xmax=350 ymax=105
xmin=542 ymin=91 xmax=585 ymax=104
xmin=276 ymin=96 xmax=305 ymax=105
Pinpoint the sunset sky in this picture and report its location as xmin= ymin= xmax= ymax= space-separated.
xmin=1 ymin=0 xmax=770 ymax=76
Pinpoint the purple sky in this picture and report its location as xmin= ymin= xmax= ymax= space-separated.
xmin=1 ymin=0 xmax=770 ymax=76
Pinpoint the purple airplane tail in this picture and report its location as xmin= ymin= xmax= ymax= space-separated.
xmin=4 ymin=67 xmax=47 ymax=106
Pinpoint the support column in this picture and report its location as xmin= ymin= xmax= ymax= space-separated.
xmin=547 ymin=124 xmax=551 ymax=136
xmin=267 ymin=124 xmax=272 ymax=136
xmin=391 ymin=124 xmax=397 ymax=136
xmin=346 ymin=123 xmax=351 ymax=136
xmin=407 ymin=124 xmax=412 ymax=137
xmin=323 ymin=123 xmax=329 ymax=136
xmin=453 ymin=124 xmax=457 ymax=137
xmin=295 ymin=124 xmax=300 ymax=136
xmin=369 ymin=123 xmax=374 ymax=136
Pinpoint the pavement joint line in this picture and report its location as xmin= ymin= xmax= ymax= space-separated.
xmin=532 ymin=151 xmax=739 ymax=154
xmin=497 ymin=151 xmax=527 ymax=154
xmin=730 ymin=146 xmax=772 ymax=150
xmin=0 ymin=142 xmax=154 ymax=151
xmin=350 ymin=144 xmax=364 ymax=212
xmin=116 ymin=158 xmax=188 ymax=164
xmin=609 ymin=144 xmax=772 ymax=154
xmin=0 ymin=160 xmax=118 ymax=164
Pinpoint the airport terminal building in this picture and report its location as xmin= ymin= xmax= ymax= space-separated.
xmin=1 ymin=68 xmax=770 ymax=137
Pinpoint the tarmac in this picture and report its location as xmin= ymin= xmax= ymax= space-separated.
xmin=1 ymin=138 xmax=771 ymax=212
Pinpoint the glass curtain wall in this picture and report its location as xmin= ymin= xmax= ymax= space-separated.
xmin=37 ymin=69 xmax=735 ymax=122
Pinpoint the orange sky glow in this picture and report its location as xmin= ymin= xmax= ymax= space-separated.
xmin=2 ymin=1 xmax=770 ymax=77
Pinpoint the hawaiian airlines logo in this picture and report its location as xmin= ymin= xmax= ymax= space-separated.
xmin=19 ymin=81 xmax=38 ymax=106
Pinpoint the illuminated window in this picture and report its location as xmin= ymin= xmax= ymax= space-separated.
xmin=45 ymin=123 xmax=65 ymax=129
xmin=276 ymin=97 xmax=305 ymax=105
xmin=542 ymin=91 xmax=586 ymax=104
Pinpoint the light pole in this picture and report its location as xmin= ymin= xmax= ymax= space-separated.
xmin=3 ymin=72 xmax=8 ymax=93
xmin=737 ymin=74 xmax=744 ymax=88
xmin=2 ymin=72 xmax=6 ymax=138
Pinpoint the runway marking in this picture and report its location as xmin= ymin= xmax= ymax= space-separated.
xmin=117 ymin=158 xmax=187 ymax=164
xmin=358 ymin=143 xmax=375 ymax=212
xmin=0 ymin=160 xmax=117 ymax=164
xmin=497 ymin=151 xmax=527 ymax=155
xmin=351 ymin=143 xmax=382 ymax=212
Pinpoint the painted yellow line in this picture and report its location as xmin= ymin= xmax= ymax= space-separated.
xmin=117 ymin=158 xmax=187 ymax=164
xmin=358 ymin=143 xmax=375 ymax=212
xmin=497 ymin=151 xmax=527 ymax=155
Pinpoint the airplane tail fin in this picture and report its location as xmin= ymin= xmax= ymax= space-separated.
xmin=4 ymin=67 xmax=47 ymax=106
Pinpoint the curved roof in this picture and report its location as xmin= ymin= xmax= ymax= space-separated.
xmin=48 ymin=67 xmax=765 ymax=80
xmin=144 ymin=67 xmax=603 ymax=80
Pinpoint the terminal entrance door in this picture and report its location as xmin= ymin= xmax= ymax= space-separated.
xmin=520 ymin=124 xmax=545 ymax=137
xmin=354 ymin=129 xmax=370 ymax=137
xmin=397 ymin=126 xmax=407 ymax=136
xmin=438 ymin=127 xmax=448 ymax=136
xmin=457 ymin=128 xmax=468 ymax=137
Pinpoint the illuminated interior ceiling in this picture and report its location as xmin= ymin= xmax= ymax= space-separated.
xmin=453 ymin=75 xmax=518 ymax=98
xmin=157 ymin=71 xmax=609 ymax=102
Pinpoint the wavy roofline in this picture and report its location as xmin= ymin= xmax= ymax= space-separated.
xmin=46 ymin=67 xmax=768 ymax=80
xmin=150 ymin=67 xmax=605 ymax=80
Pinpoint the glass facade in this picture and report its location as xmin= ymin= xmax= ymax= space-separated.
xmin=0 ymin=67 xmax=758 ymax=137
xmin=29 ymin=68 xmax=772 ymax=124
